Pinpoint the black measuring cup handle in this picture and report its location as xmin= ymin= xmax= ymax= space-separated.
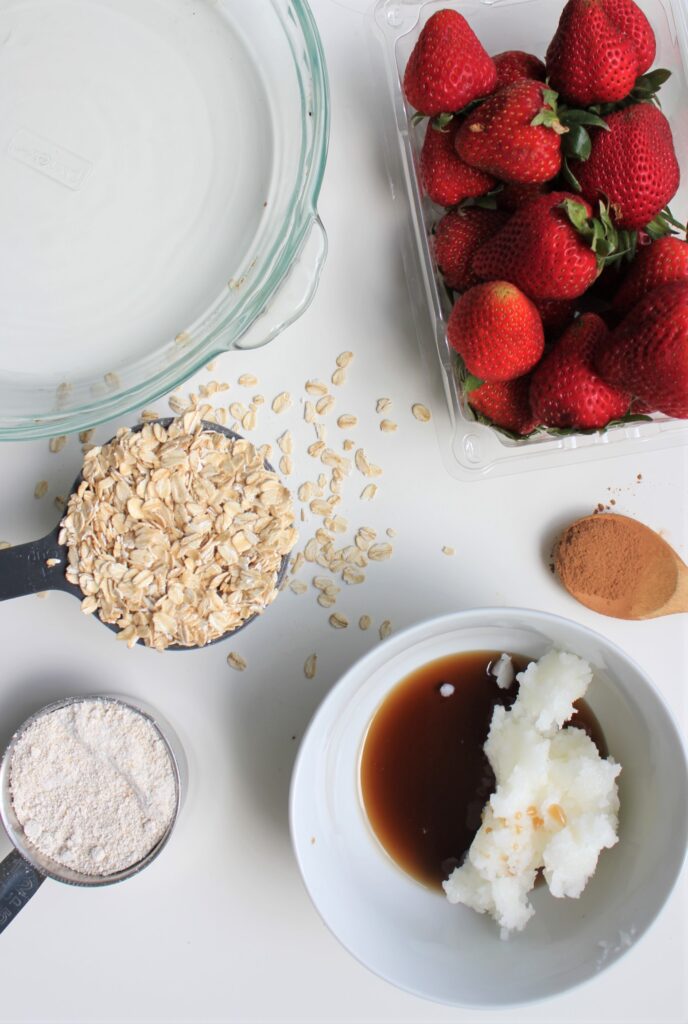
xmin=0 ymin=530 xmax=74 ymax=602
xmin=0 ymin=849 xmax=45 ymax=934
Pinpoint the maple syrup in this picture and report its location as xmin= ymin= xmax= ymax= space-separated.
xmin=360 ymin=650 xmax=606 ymax=891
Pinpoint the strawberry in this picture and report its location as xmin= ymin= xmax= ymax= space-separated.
xmin=570 ymin=104 xmax=680 ymax=230
xmin=613 ymin=236 xmax=688 ymax=312
xmin=403 ymin=9 xmax=497 ymax=116
xmin=532 ymin=296 xmax=577 ymax=331
xmin=595 ymin=281 xmax=688 ymax=417
xmin=493 ymin=50 xmax=546 ymax=89
xmin=497 ymin=181 xmax=548 ymax=212
xmin=529 ymin=313 xmax=630 ymax=427
xmin=546 ymin=0 xmax=655 ymax=106
xmin=419 ymin=120 xmax=496 ymax=207
xmin=471 ymin=192 xmax=604 ymax=300
xmin=433 ymin=207 xmax=509 ymax=291
xmin=467 ymin=376 xmax=540 ymax=434
xmin=455 ymin=80 xmax=564 ymax=184
xmin=447 ymin=281 xmax=544 ymax=381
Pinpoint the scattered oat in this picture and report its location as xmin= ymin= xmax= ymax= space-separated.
xmin=36 ymin=592 xmax=48 ymax=599
xmin=318 ymin=593 xmax=337 ymax=608
xmin=168 ymin=394 xmax=188 ymax=415
xmin=305 ymin=380 xmax=328 ymax=396
xmin=54 ymin=495 xmax=67 ymax=511
xmin=277 ymin=431 xmax=293 ymax=455
xmin=140 ymin=409 xmax=159 ymax=423
xmin=386 ymin=528 xmax=396 ymax=538
xmin=379 ymin=620 xmax=392 ymax=640
xmin=442 ymin=546 xmax=456 ymax=556
xmin=343 ymin=439 xmax=355 ymax=451
xmin=412 ymin=403 xmax=431 ymax=422
xmin=359 ymin=614 xmax=372 ymax=631
xmin=331 ymin=368 xmax=347 ymax=387
xmin=34 ymin=480 xmax=48 ymax=500
xmin=304 ymin=654 xmax=318 ymax=679
xmin=253 ymin=394 xmax=265 ymax=406
xmin=0 ymin=541 xmax=12 ymax=550
xmin=238 ymin=374 xmax=259 ymax=388
xmin=279 ymin=455 xmax=293 ymax=477
xmin=104 ymin=371 xmax=120 ymax=389
xmin=49 ymin=436 xmax=67 ymax=454
xmin=316 ymin=395 xmax=335 ymax=416
xmin=307 ymin=441 xmax=326 ymax=459
xmin=355 ymin=449 xmax=371 ymax=476
xmin=342 ymin=567 xmax=365 ymax=585
xmin=272 ymin=392 xmax=292 ymax=414
xmin=304 ymin=401 xmax=316 ymax=424
xmin=304 ymin=539 xmax=319 ymax=562
xmin=368 ymin=543 xmax=393 ymax=561
xmin=376 ymin=398 xmax=392 ymax=414
xmin=336 ymin=351 xmax=354 ymax=368
xmin=380 ymin=419 xmax=397 ymax=433
xmin=242 ymin=408 xmax=257 ymax=432
xmin=289 ymin=579 xmax=308 ymax=595
xmin=45 ymin=558 xmax=61 ymax=568
xmin=360 ymin=484 xmax=378 ymax=501
xmin=230 ymin=402 xmax=247 ymax=421
xmin=79 ymin=430 xmax=94 ymax=445
xmin=310 ymin=498 xmax=332 ymax=517
xmin=329 ymin=612 xmax=348 ymax=629
xmin=227 ymin=652 xmax=247 ymax=672
xmin=337 ymin=414 xmax=357 ymax=430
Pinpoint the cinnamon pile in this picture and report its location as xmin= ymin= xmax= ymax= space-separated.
xmin=554 ymin=514 xmax=676 ymax=619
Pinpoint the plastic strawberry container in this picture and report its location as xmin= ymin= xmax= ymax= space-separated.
xmin=372 ymin=0 xmax=688 ymax=479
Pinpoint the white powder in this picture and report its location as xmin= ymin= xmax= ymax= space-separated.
xmin=9 ymin=699 xmax=177 ymax=877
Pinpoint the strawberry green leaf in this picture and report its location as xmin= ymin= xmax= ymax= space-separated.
xmin=561 ymin=198 xmax=592 ymax=234
xmin=410 ymin=111 xmax=427 ymax=127
xmin=559 ymin=109 xmax=609 ymax=131
xmin=562 ymin=157 xmax=582 ymax=192
xmin=541 ymin=87 xmax=559 ymax=109
xmin=563 ymin=123 xmax=591 ymax=160
xmin=431 ymin=112 xmax=454 ymax=132
xmin=463 ymin=373 xmax=484 ymax=394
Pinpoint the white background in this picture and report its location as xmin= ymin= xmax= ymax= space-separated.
xmin=0 ymin=1 xmax=686 ymax=1021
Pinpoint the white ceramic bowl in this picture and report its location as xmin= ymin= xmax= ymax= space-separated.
xmin=289 ymin=608 xmax=688 ymax=1008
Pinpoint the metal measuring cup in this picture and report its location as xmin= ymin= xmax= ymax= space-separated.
xmin=0 ymin=694 xmax=184 ymax=933
xmin=0 ymin=418 xmax=291 ymax=650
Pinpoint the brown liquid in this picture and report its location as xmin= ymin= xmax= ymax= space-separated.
xmin=360 ymin=650 xmax=607 ymax=891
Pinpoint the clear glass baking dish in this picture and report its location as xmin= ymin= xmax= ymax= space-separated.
xmin=0 ymin=0 xmax=329 ymax=440
xmin=372 ymin=0 xmax=688 ymax=479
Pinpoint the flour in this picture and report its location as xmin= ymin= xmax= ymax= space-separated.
xmin=9 ymin=699 xmax=177 ymax=877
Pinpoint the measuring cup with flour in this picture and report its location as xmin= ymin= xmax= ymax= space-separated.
xmin=0 ymin=695 xmax=183 ymax=933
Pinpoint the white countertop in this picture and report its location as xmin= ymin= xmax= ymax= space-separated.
xmin=0 ymin=1 xmax=686 ymax=1021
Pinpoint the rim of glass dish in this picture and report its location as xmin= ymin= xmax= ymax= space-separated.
xmin=2 ymin=0 xmax=330 ymax=442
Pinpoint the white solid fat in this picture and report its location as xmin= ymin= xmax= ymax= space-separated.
xmin=443 ymin=650 xmax=621 ymax=938
xmin=491 ymin=653 xmax=515 ymax=690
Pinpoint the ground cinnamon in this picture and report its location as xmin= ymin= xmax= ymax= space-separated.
xmin=554 ymin=514 xmax=677 ymax=619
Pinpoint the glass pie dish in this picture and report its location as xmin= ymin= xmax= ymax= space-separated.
xmin=0 ymin=0 xmax=329 ymax=440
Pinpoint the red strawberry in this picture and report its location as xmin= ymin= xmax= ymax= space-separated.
xmin=447 ymin=281 xmax=545 ymax=381
xmin=403 ymin=9 xmax=497 ymax=116
xmin=529 ymin=313 xmax=630 ymax=427
xmin=455 ymin=80 xmax=563 ymax=184
xmin=497 ymin=181 xmax=548 ymax=212
xmin=595 ymin=281 xmax=688 ymax=417
xmin=419 ymin=121 xmax=496 ymax=207
xmin=493 ymin=51 xmax=546 ymax=88
xmin=433 ymin=207 xmax=509 ymax=291
xmin=571 ymin=104 xmax=680 ymax=230
xmin=467 ymin=376 xmax=540 ymax=434
xmin=546 ymin=0 xmax=655 ymax=106
xmin=532 ymin=296 xmax=577 ymax=331
xmin=613 ymin=236 xmax=688 ymax=312
xmin=472 ymin=192 xmax=601 ymax=300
